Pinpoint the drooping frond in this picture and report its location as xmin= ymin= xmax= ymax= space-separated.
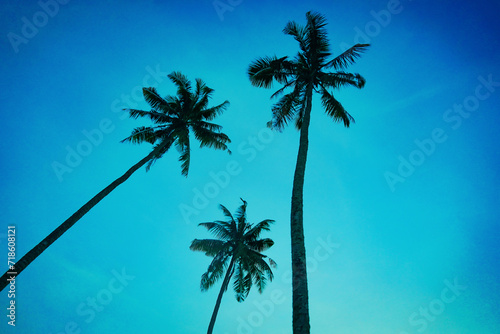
xmin=175 ymin=127 xmax=191 ymax=176
xmin=244 ymin=251 xmax=274 ymax=293
xmin=145 ymin=138 xmax=174 ymax=171
xmin=191 ymin=124 xmax=231 ymax=153
xmin=269 ymin=89 xmax=302 ymax=131
xmin=201 ymin=253 xmax=230 ymax=291
xmin=325 ymin=43 xmax=370 ymax=70
xmin=320 ymin=87 xmax=355 ymax=127
xmin=294 ymin=94 xmax=308 ymax=130
xmin=233 ymin=262 xmax=252 ymax=302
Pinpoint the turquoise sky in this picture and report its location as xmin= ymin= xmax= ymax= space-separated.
xmin=1 ymin=0 xmax=499 ymax=333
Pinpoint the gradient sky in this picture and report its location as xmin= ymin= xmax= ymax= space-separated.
xmin=1 ymin=0 xmax=499 ymax=333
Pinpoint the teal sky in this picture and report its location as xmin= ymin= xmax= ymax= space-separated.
xmin=1 ymin=0 xmax=499 ymax=333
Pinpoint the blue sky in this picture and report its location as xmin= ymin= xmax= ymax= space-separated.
xmin=1 ymin=0 xmax=499 ymax=333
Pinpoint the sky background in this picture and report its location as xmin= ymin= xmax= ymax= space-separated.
xmin=1 ymin=0 xmax=499 ymax=333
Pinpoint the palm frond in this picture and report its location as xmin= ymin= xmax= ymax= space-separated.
xmin=168 ymin=71 xmax=192 ymax=96
xmin=194 ymin=78 xmax=213 ymax=98
xmin=270 ymin=79 xmax=297 ymax=99
xmin=244 ymin=219 xmax=274 ymax=241
xmin=251 ymin=254 xmax=274 ymax=281
xmin=320 ymin=87 xmax=355 ymax=127
xmin=175 ymin=128 xmax=191 ymax=177
xmin=218 ymin=204 xmax=235 ymax=223
xmin=190 ymin=239 xmax=227 ymax=256
xmin=233 ymin=262 xmax=252 ymax=302
xmin=191 ymin=125 xmax=231 ymax=153
xmin=294 ymin=93 xmax=309 ymax=130
xmin=196 ymin=121 xmax=223 ymax=132
xmin=199 ymin=221 xmax=233 ymax=241
xmin=120 ymin=126 xmax=157 ymax=145
xmin=126 ymin=108 xmax=175 ymax=124
xmin=319 ymin=72 xmax=366 ymax=90
xmin=269 ymin=90 xmax=302 ymax=131
xmin=142 ymin=87 xmax=170 ymax=112
xmin=192 ymin=79 xmax=215 ymax=114
xmin=283 ymin=20 xmax=307 ymax=53
xmin=199 ymin=100 xmax=230 ymax=121
xmin=145 ymin=138 xmax=174 ymax=171
xmin=304 ymin=11 xmax=331 ymax=60
xmin=252 ymin=269 xmax=267 ymax=294
xmin=247 ymin=238 xmax=275 ymax=252
xmin=248 ymin=56 xmax=293 ymax=88
xmin=325 ymin=43 xmax=370 ymax=70
xmin=235 ymin=199 xmax=248 ymax=234
xmin=201 ymin=253 xmax=230 ymax=291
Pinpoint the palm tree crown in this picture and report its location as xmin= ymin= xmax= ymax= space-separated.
xmin=190 ymin=199 xmax=276 ymax=333
xmin=122 ymin=71 xmax=231 ymax=176
xmin=248 ymin=11 xmax=368 ymax=130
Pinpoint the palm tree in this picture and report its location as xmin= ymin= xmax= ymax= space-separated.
xmin=247 ymin=12 xmax=369 ymax=333
xmin=0 ymin=72 xmax=231 ymax=291
xmin=190 ymin=199 xmax=276 ymax=334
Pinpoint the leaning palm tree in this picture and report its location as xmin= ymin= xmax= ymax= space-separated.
xmin=0 ymin=72 xmax=231 ymax=291
xmin=190 ymin=199 xmax=276 ymax=334
xmin=248 ymin=12 xmax=369 ymax=333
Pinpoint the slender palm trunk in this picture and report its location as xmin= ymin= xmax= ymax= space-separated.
xmin=207 ymin=256 xmax=235 ymax=334
xmin=291 ymin=84 xmax=313 ymax=334
xmin=0 ymin=144 xmax=166 ymax=291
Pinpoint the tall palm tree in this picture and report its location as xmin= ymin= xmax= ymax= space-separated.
xmin=247 ymin=12 xmax=369 ymax=333
xmin=190 ymin=199 xmax=276 ymax=334
xmin=0 ymin=72 xmax=231 ymax=291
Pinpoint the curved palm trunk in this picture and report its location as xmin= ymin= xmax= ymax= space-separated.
xmin=0 ymin=144 xmax=166 ymax=291
xmin=291 ymin=84 xmax=313 ymax=334
xmin=207 ymin=256 xmax=235 ymax=334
